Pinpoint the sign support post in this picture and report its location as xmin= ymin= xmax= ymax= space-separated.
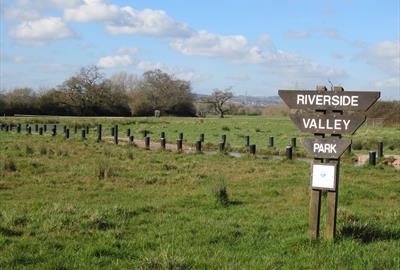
xmin=279 ymin=86 xmax=380 ymax=240
xmin=326 ymin=166 xmax=339 ymax=240
xmin=309 ymin=85 xmax=327 ymax=239
xmin=309 ymin=188 xmax=322 ymax=238
xmin=325 ymin=86 xmax=343 ymax=240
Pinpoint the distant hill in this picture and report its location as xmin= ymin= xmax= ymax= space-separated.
xmin=194 ymin=93 xmax=282 ymax=106
xmin=231 ymin=95 xmax=282 ymax=106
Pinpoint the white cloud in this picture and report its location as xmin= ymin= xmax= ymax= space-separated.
xmin=62 ymin=1 xmax=192 ymax=37
xmin=170 ymin=30 xmax=261 ymax=61
xmin=4 ymin=0 xmax=348 ymax=87
xmin=14 ymin=0 xmax=82 ymax=9
xmin=3 ymin=0 xmax=82 ymax=21
xmin=359 ymin=40 xmax=400 ymax=97
xmin=64 ymin=0 xmax=119 ymax=22
xmin=10 ymin=17 xmax=74 ymax=44
xmin=105 ymin=6 xmax=192 ymax=37
xmin=170 ymin=30 xmax=347 ymax=82
xmin=136 ymin=61 xmax=165 ymax=71
xmin=371 ymin=77 xmax=400 ymax=99
xmin=174 ymin=70 xmax=197 ymax=81
xmin=364 ymin=40 xmax=400 ymax=76
xmin=259 ymin=49 xmax=347 ymax=83
xmin=97 ymin=55 xmax=132 ymax=68
xmin=116 ymin=47 xmax=139 ymax=55
xmin=257 ymin=34 xmax=273 ymax=43
xmin=40 ymin=0 xmax=83 ymax=9
xmin=3 ymin=8 xmax=41 ymax=20
xmin=136 ymin=61 xmax=203 ymax=82
xmin=373 ymin=77 xmax=400 ymax=89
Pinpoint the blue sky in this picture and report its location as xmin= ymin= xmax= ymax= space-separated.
xmin=1 ymin=0 xmax=399 ymax=99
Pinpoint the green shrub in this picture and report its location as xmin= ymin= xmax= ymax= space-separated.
xmin=96 ymin=159 xmax=116 ymax=180
xmin=25 ymin=145 xmax=34 ymax=155
xmin=4 ymin=159 xmax=17 ymax=172
xmin=211 ymin=175 xmax=229 ymax=207
xmin=40 ymin=146 xmax=47 ymax=155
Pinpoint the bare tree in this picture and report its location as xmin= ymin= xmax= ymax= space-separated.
xmin=58 ymin=65 xmax=105 ymax=114
xmin=110 ymin=72 xmax=139 ymax=92
xmin=203 ymin=88 xmax=233 ymax=118
xmin=57 ymin=66 xmax=130 ymax=116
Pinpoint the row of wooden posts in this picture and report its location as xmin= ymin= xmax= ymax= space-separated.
xmin=0 ymin=123 xmax=385 ymax=164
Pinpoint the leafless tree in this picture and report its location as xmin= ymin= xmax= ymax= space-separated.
xmin=203 ymin=88 xmax=233 ymax=118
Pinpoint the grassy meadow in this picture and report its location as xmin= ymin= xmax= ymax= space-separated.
xmin=0 ymin=116 xmax=399 ymax=269
xmin=3 ymin=115 xmax=400 ymax=156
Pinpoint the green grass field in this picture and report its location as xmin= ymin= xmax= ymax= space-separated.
xmin=0 ymin=116 xmax=399 ymax=269
xmin=3 ymin=115 xmax=400 ymax=156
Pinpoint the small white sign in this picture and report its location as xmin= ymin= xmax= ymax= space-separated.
xmin=311 ymin=164 xmax=337 ymax=190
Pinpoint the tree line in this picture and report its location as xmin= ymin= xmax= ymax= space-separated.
xmin=0 ymin=66 xmax=198 ymax=117
xmin=4 ymin=65 xmax=395 ymax=121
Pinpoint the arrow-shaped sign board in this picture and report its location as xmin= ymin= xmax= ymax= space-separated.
xmin=279 ymin=90 xmax=380 ymax=112
xmin=290 ymin=113 xmax=365 ymax=135
xmin=302 ymin=137 xmax=351 ymax=159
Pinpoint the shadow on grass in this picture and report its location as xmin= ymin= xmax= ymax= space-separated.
xmin=229 ymin=200 xmax=244 ymax=206
xmin=339 ymin=222 xmax=400 ymax=243
xmin=0 ymin=226 xmax=23 ymax=237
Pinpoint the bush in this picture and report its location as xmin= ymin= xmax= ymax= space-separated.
xmin=211 ymin=175 xmax=229 ymax=207
xmin=4 ymin=159 xmax=17 ymax=172
xmin=367 ymin=101 xmax=400 ymax=126
xmin=25 ymin=145 xmax=34 ymax=155
xmin=263 ymin=104 xmax=289 ymax=116
xmin=127 ymin=151 xmax=134 ymax=160
xmin=40 ymin=146 xmax=47 ymax=155
xmin=0 ymin=68 xmax=197 ymax=117
xmin=96 ymin=159 xmax=115 ymax=180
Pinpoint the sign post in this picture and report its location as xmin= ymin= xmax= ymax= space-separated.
xmin=279 ymin=86 xmax=379 ymax=240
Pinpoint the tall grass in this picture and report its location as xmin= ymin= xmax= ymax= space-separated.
xmin=0 ymin=116 xmax=399 ymax=269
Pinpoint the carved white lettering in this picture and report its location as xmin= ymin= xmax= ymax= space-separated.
xmin=297 ymin=95 xmax=304 ymax=105
xmin=343 ymin=120 xmax=350 ymax=130
xmin=302 ymin=118 xmax=352 ymax=131
xmin=295 ymin=94 xmax=360 ymax=107
xmin=313 ymin=143 xmax=337 ymax=153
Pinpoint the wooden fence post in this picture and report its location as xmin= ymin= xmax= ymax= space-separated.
xmin=114 ymin=125 xmax=119 ymax=144
xmin=245 ymin=136 xmax=250 ymax=147
xmin=177 ymin=139 xmax=183 ymax=151
xmin=377 ymin=142 xmax=383 ymax=158
xmin=286 ymin=146 xmax=293 ymax=160
xmin=97 ymin=124 xmax=102 ymax=142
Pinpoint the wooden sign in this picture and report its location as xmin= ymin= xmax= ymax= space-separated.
xmin=278 ymin=90 xmax=380 ymax=111
xmin=279 ymin=86 xmax=380 ymax=241
xmin=289 ymin=113 xmax=366 ymax=134
xmin=302 ymin=137 xmax=351 ymax=159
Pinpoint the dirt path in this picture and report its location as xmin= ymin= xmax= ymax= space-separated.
xmin=103 ymin=136 xmax=198 ymax=153
xmin=104 ymin=136 xmax=400 ymax=169
xmin=357 ymin=154 xmax=400 ymax=168
xmin=5 ymin=127 xmax=400 ymax=169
